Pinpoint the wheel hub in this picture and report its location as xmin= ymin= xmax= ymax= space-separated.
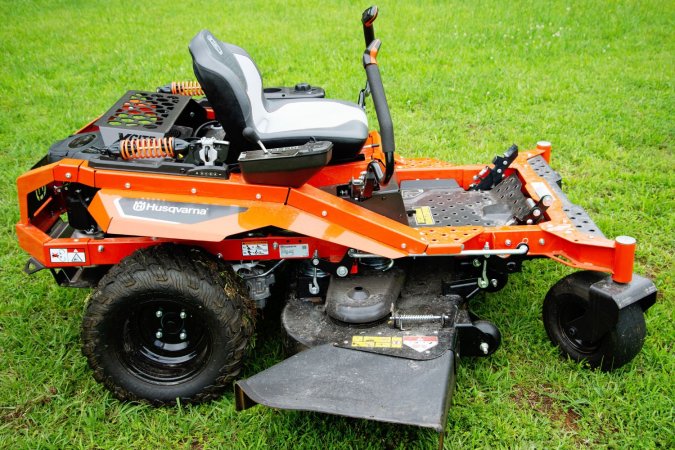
xmin=118 ymin=298 xmax=212 ymax=384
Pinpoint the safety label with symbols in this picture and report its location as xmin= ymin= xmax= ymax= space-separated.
xmin=49 ymin=248 xmax=86 ymax=263
xmin=414 ymin=206 xmax=435 ymax=226
xmin=351 ymin=335 xmax=403 ymax=349
xmin=402 ymin=335 xmax=438 ymax=352
xmin=242 ymin=242 xmax=269 ymax=256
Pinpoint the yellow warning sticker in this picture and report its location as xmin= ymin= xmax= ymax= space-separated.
xmin=414 ymin=206 xmax=435 ymax=226
xmin=351 ymin=336 xmax=403 ymax=349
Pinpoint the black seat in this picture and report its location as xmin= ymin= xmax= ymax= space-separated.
xmin=189 ymin=30 xmax=369 ymax=162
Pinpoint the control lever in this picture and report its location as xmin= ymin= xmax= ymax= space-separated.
xmin=242 ymin=127 xmax=268 ymax=154
xmin=363 ymin=39 xmax=395 ymax=185
xmin=358 ymin=6 xmax=379 ymax=108
xmin=361 ymin=5 xmax=379 ymax=47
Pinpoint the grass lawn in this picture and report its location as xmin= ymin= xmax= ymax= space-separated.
xmin=0 ymin=0 xmax=673 ymax=448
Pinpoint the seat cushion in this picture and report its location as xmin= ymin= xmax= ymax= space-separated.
xmin=230 ymin=50 xmax=368 ymax=158
xmin=191 ymin=30 xmax=369 ymax=160
xmin=257 ymin=99 xmax=369 ymax=158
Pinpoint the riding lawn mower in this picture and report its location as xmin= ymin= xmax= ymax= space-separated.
xmin=15 ymin=5 xmax=657 ymax=440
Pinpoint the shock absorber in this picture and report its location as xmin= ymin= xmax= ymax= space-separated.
xmin=119 ymin=137 xmax=175 ymax=160
xmin=171 ymin=81 xmax=204 ymax=96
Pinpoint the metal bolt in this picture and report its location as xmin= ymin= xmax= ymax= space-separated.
xmin=401 ymin=243 xmax=407 ymax=249
xmin=539 ymin=238 xmax=546 ymax=246
xmin=180 ymin=311 xmax=187 ymax=319
xmin=155 ymin=330 xmax=163 ymax=339
xmin=491 ymin=279 xmax=498 ymax=288
xmin=472 ymin=259 xmax=482 ymax=268
xmin=312 ymin=258 xmax=320 ymax=266
xmin=505 ymin=239 xmax=512 ymax=247
xmin=273 ymin=242 xmax=279 ymax=250
xmin=217 ymin=253 xmax=223 ymax=259
xmin=97 ymin=245 xmax=104 ymax=252
xmin=255 ymin=193 xmax=262 ymax=200
xmin=321 ymin=210 xmax=328 ymax=217
xmin=526 ymin=219 xmax=533 ymax=225
xmin=479 ymin=342 xmax=489 ymax=355
xmin=336 ymin=266 xmax=349 ymax=277
xmin=155 ymin=310 xmax=163 ymax=318
xmin=65 ymin=172 xmax=72 ymax=179
xmin=179 ymin=331 xmax=187 ymax=341
xmin=541 ymin=195 xmax=553 ymax=207
xmin=124 ymin=182 xmax=131 ymax=189
xmin=568 ymin=327 xmax=577 ymax=337
xmin=191 ymin=187 xmax=197 ymax=194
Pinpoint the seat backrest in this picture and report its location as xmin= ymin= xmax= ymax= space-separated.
xmin=189 ymin=30 xmax=264 ymax=158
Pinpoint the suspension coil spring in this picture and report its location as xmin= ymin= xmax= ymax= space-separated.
xmin=171 ymin=81 xmax=204 ymax=96
xmin=389 ymin=312 xmax=450 ymax=331
xmin=120 ymin=137 xmax=175 ymax=160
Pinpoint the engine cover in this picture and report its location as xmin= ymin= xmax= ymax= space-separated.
xmin=95 ymin=90 xmax=206 ymax=146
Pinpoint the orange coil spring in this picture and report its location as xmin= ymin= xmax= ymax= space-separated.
xmin=120 ymin=137 xmax=175 ymax=160
xmin=171 ymin=81 xmax=204 ymax=96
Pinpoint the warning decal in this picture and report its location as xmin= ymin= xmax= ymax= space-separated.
xmin=49 ymin=248 xmax=87 ymax=264
xmin=414 ymin=206 xmax=435 ymax=226
xmin=403 ymin=335 xmax=439 ymax=352
xmin=351 ymin=336 xmax=403 ymax=349
xmin=242 ymin=242 xmax=269 ymax=256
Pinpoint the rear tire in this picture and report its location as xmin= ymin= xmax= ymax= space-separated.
xmin=543 ymin=278 xmax=646 ymax=371
xmin=81 ymin=244 xmax=254 ymax=404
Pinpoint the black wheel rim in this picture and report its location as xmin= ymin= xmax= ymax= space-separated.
xmin=557 ymin=294 xmax=600 ymax=355
xmin=117 ymin=296 xmax=212 ymax=384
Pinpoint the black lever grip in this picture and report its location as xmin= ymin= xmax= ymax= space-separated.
xmin=361 ymin=5 xmax=379 ymax=47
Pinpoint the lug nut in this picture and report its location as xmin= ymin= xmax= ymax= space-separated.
xmin=479 ymin=342 xmax=489 ymax=355
xmin=155 ymin=310 xmax=163 ymax=318
xmin=180 ymin=311 xmax=187 ymax=319
xmin=179 ymin=331 xmax=187 ymax=340
xmin=155 ymin=330 xmax=163 ymax=339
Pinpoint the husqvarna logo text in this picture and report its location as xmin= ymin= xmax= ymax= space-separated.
xmin=131 ymin=200 xmax=208 ymax=216
xmin=115 ymin=197 xmax=246 ymax=225
xmin=207 ymin=35 xmax=224 ymax=55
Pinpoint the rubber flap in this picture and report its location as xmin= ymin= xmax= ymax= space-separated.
xmin=235 ymin=344 xmax=455 ymax=432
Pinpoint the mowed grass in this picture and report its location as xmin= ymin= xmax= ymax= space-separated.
xmin=0 ymin=0 xmax=673 ymax=448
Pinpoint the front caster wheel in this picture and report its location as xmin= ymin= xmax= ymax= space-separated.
xmin=81 ymin=244 xmax=254 ymax=405
xmin=543 ymin=275 xmax=646 ymax=371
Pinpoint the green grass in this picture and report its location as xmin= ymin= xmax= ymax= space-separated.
xmin=1 ymin=0 xmax=673 ymax=448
